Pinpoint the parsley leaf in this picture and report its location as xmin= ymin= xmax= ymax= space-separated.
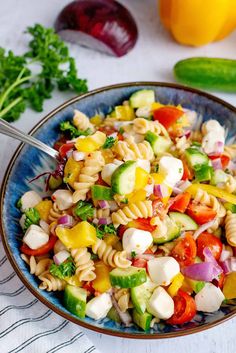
xmin=50 ymin=257 xmax=75 ymax=280
xmin=95 ymin=224 xmax=116 ymax=239
xmin=23 ymin=208 xmax=40 ymax=232
xmin=0 ymin=24 xmax=88 ymax=122
xmin=131 ymin=251 xmax=136 ymax=259
xmin=74 ymin=201 xmax=94 ymax=221
xmin=60 ymin=121 xmax=91 ymax=139
xmin=102 ymin=136 xmax=116 ymax=149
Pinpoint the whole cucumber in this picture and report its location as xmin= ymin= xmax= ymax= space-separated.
xmin=174 ymin=57 xmax=236 ymax=92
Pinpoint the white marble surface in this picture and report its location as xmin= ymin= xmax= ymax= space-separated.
xmin=0 ymin=0 xmax=236 ymax=352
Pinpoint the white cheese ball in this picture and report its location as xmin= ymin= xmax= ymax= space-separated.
xmin=147 ymin=286 xmax=174 ymax=320
xmin=23 ymin=224 xmax=49 ymax=250
xmin=101 ymin=163 xmax=119 ymax=185
xmin=85 ymin=293 xmax=112 ymax=320
xmin=136 ymin=159 xmax=151 ymax=173
xmin=20 ymin=191 xmax=42 ymax=212
xmin=195 ymin=283 xmax=225 ymax=313
xmin=147 ymin=257 xmax=180 ymax=286
xmin=122 ymin=228 xmax=153 ymax=256
xmin=52 ymin=189 xmax=73 ymax=210
xmin=159 ymin=156 xmax=183 ymax=187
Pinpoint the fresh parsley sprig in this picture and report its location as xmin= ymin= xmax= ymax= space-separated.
xmin=60 ymin=121 xmax=91 ymax=139
xmin=50 ymin=257 xmax=76 ymax=280
xmin=102 ymin=136 xmax=116 ymax=149
xmin=74 ymin=200 xmax=94 ymax=221
xmin=95 ymin=224 xmax=116 ymax=239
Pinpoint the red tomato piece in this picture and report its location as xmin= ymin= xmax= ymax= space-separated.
xmin=131 ymin=218 xmax=156 ymax=232
xmin=169 ymin=192 xmax=191 ymax=213
xmin=171 ymin=232 xmax=197 ymax=267
xmin=153 ymin=106 xmax=184 ymax=129
xmin=20 ymin=235 xmax=57 ymax=256
xmin=167 ymin=290 xmax=196 ymax=325
xmin=181 ymin=160 xmax=194 ymax=181
xmin=132 ymin=258 xmax=147 ymax=268
xmin=83 ymin=281 xmax=95 ymax=295
xmin=54 ymin=136 xmax=67 ymax=151
xmin=98 ymin=126 xmax=123 ymax=140
xmin=59 ymin=142 xmax=74 ymax=159
xmin=186 ymin=202 xmax=217 ymax=225
xmin=221 ymin=154 xmax=230 ymax=170
xmin=96 ymin=173 xmax=109 ymax=186
xmin=117 ymin=225 xmax=128 ymax=238
xmin=196 ymin=232 xmax=223 ymax=261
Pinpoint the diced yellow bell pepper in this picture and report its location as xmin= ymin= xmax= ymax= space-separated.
xmin=150 ymin=173 xmax=172 ymax=205
xmin=181 ymin=278 xmax=194 ymax=294
xmin=126 ymin=189 xmax=147 ymax=203
xmin=167 ymin=273 xmax=184 ymax=297
xmin=35 ymin=200 xmax=53 ymax=222
xmin=135 ymin=167 xmax=149 ymax=190
xmin=64 ymin=157 xmax=83 ymax=187
xmin=90 ymin=114 xmax=103 ymax=126
xmin=65 ymin=274 xmax=82 ymax=287
xmin=101 ymin=149 xmax=115 ymax=163
xmin=187 ymin=184 xmax=236 ymax=205
xmin=75 ymin=131 xmax=106 ymax=153
xmin=56 ymin=221 xmax=97 ymax=249
xmin=151 ymin=102 xmax=163 ymax=111
xmin=150 ymin=173 xmax=165 ymax=184
xmin=223 ymin=272 xmax=236 ymax=299
xmin=113 ymin=105 xmax=135 ymax=121
xmin=93 ymin=261 xmax=111 ymax=293
xmin=103 ymin=234 xmax=120 ymax=247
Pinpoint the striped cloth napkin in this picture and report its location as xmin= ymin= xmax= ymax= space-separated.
xmin=0 ymin=241 xmax=99 ymax=353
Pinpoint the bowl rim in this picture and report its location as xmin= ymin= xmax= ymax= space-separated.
xmin=1 ymin=81 xmax=236 ymax=339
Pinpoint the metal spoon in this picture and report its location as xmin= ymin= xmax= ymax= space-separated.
xmin=0 ymin=118 xmax=59 ymax=160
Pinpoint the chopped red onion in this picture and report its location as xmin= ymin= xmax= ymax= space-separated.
xmin=72 ymin=151 xmax=85 ymax=161
xmin=180 ymin=129 xmax=191 ymax=138
xmin=211 ymin=158 xmax=222 ymax=171
xmin=220 ymin=248 xmax=232 ymax=262
xmin=58 ymin=215 xmax=74 ymax=227
xmin=193 ymin=219 xmax=216 ymax=240
xmin=182 ymin=261 xmax=222 ymax=282
xmin=176 ymin=180 xmax=191 ymax=192
xmin=98 ymin=217 xmax=112 ymax=225
xmin=93 ymin=218 xmax=99 ymax=225
xmin=144 ymin=183 xmax=154 ymax=196
xmin=220 ymin=257 xmax=236 ymax=274
xmin=98 ymin=200 xmax=109 ymax=209
xmin=109 ymin=132 xmax=118 ymax=139
xmin=203 ymin=247 xmax=223 ymax=275
xmin=154 ymin=184 xmax=169 ymax=198
xmin=228 ymin=161 xmax=236 ymax=171
xmin=66 ymin=149 xmax=73 ymax=159
xmin=172 ymin=186 xmax=183 ymax=195
xmin=136 ymin=253 xmax=155 ymax=261
xmin=39 ymin=220 xmax=50 ymax=234
xmin=108 ymin=201 xmax=119 ymax=212
xmin=53 ymin=250 xmax=70 ymax=265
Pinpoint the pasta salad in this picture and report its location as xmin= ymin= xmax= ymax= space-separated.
xmin=17 ymin=89 xmax=236 ymax=331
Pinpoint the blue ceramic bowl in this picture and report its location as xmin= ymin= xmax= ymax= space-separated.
xmin=1 ymin=82 xmax=236 ymax=339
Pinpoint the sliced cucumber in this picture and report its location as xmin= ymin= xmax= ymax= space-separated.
xmin=194 ymin=165 xmax=213 ymax=182
xmin=111 ymin=161 xmax=136 ymax=195
xmin=152 ymin=216 xmax=181 ymax=244
xmin=110 ymin=267 xmax=147 ymax=288
xmin=63 ymin=285 xmax=87 ymax=318
xmin=131 ymin=277 xmax=157 ymax=314
xmin=133 ymin=309 xmax=152 ymax=331
xmin=129 ymin=90 xmax=155 ymax=108
xmin=145 ymin=131 xmax=172 ymax=156
xmin=169 ymin=212 xmax=198 ymax=231
xmin=107 ymin=306 xmax=121 ymax=323
xmin=224 ymin=202 xmax=236 ymax=213
xmin=211 ymin=170 xmax=228 ymax=186
xmin=185 ymin=148 xmax=209 ymax=168
xmin=91 ymin=185 xmax=113 ymax=200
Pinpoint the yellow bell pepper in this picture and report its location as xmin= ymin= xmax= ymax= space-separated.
xmin=111 ymin=106 xmax=135 ymax=121
xmin=56 ymin=221 xmax=97 ymax=249
xmin=92 ymin=261 xmax=111 ymax=293
xmin=64 ymin=157 xmax=83 ymax=187
xmin=75 ymin=131 xmax=106 ymax=153
xmin=135 ymin=167 xmax=149 ymax=190
xmin=103 ymin=234 xmax=120 ymax=247
xmin=181 ymin=278 xmax=194 ymax=294
xmin=65 ymin=275 xmax=82 ymax=287
xmin=35 ymin=200 xmax=52 ymax=222
xmin=126 ymin=189 xmax=147 ymax=203
xmin=151 ymin=102 xmax=163 ymax=111
xmin=223 ymin=272 xmax=236 ymax=299
xmin=186 ymin=184 xmax=236 ymax=205
xmin=167 ymin=273 xmax=184 ymax=297
xmin=159 ymin=0 xmax=236 ymax=46
xmin=90 ymin=114 xmax=103 ymax=126
xmin=150 ymin=173 xmax=172 ymax=205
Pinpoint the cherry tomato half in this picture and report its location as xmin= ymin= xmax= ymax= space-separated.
xmin=196 ymin=232 xmax=223 ymax=261
xmin=20 ymin=235 xmax=57 ymax=256
xmin=59 ymin=142 xmax=75 ymax=159
xmin=187 ymin=202 xmax=217 ymax=225
xmin=167 ymin=290 xmax=196 ymax=325
xmin=153 ymin=106 xmax=184 ymax=129
xmin=169 ymin=192 xmax=191 ymax=213
xmin=132 ymin=258 xmax=147 ymax=269
xmin=171 ymin=232 xmax=197 ymax=267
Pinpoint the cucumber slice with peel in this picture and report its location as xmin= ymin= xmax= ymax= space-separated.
xmin=111 ymin=161 xmax=136 ymax=195
xmin=63 ymin=285 xmax=87 ymax=318
xmin=129 ymin=90 xmax=155 ymax=108
xmin=131 ymin=277 xmax=157 ymax=314
xmin=91 ymin=185 xmax=113 ymax=200
xmin=169 ymin=212 xmax=198 ymax=231
xmin=133 ymin=309 xmax=152 ymax=331
xmin=185 ymin=148 xmax=209 ymax=168
xmin=145 ymin=131 xmax=172 ymax=156
xmin=110 ymin=267 xmax=147 ymax=288
xmin=152 ymin=216 xmax=181 ymax=244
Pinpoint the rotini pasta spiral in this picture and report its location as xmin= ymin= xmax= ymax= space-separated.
xmin=93 ymin=208 xmax=110 ymax=219
xmin=114 ymin=288 xmax=132 ymax=312
xmin=224 ymin=144 xmax=236 ymax=159
xmin=225 ymin=211 xmax=236 ymax=246
xmin=38 ymin=271 xmax=66 ymax=291
xmin=73 ymin=151 xmax=105 ymax=203
xmin=114 ymin=137 xmax=154 ymax=161
xmin=21 ymin=254 xmax=53 ymax=276
xmin=92 ymin=239 xmax=131 ymax=268
xmin=111 ymin=200 xmax=153 ymax=227
xmin=133 ymin=118 xmax=169 ymax=137
xmin=73 ymin=110 xmax=95 ymax=132
xmin=48 ymin=202 xmax=65 ymax=222
xmin=175 ymin=136 xmax=190 ymax=156
xmin=224 ymin=175 xmax=236 ymax=193
xmin=71 ymin=247 xmax=96 ymax=282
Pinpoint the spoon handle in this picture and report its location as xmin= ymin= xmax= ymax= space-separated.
xmin=0 ymin=118 xmax=59 ymax=160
